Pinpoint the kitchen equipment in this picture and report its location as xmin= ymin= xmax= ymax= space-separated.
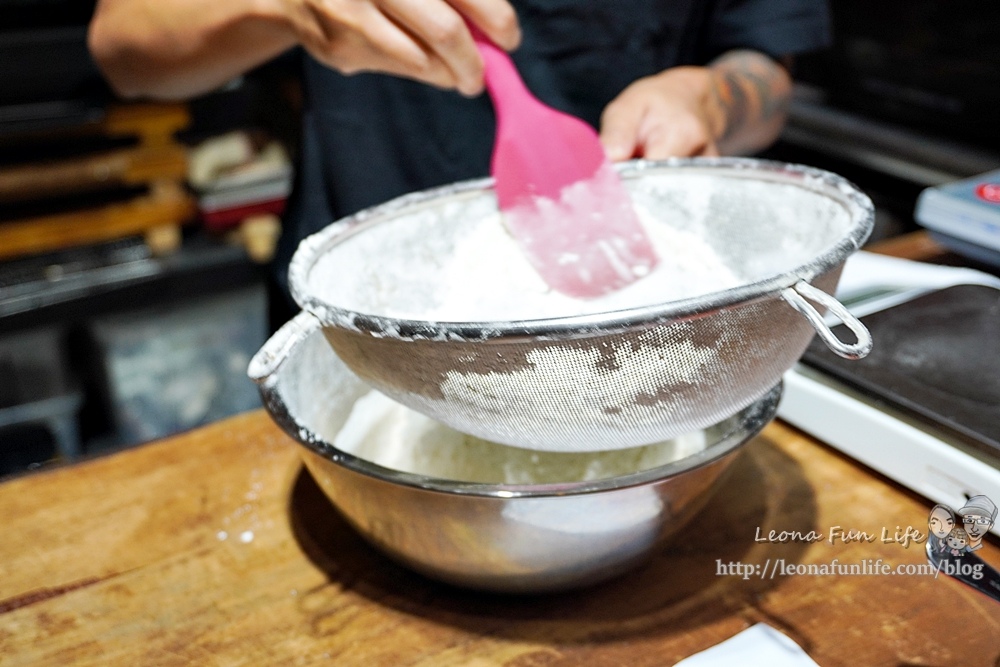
xmin=782 ymin=362 xmax=1000 ymax=542
xmin=801 ymin=285 xmax=1000 ymax=456
xmin=472 ymin=27 xmax=657 ymax=298
xmin=287 ymin=158 xmax=873 ymax=452
xmin=249 ymin=311 xmax=781 ymax=593
xmin=778 ymin=255 xmax=1000 ymax=538
xmin=915 ymin=170 xmax=1000 ymax=269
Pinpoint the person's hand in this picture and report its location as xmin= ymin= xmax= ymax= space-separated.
xmin=599 ymin=67 xmax=724 ymax=161
xmin=280 ymin=0 xmax=520 ymax=96
xmin=600 ymin=52 xmax=793 ymax=160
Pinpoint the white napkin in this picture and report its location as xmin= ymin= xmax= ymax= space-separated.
xmin=674 ymin=624 xmax=820 ymax=667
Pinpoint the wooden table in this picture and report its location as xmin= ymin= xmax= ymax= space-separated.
xmin=3 ymin=412 xmax=999 ymax=666
xmin=3 ymin=233 xmax=999 ymax=666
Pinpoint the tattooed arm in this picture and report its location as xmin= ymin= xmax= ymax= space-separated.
xmin=709 ymin=50 xmax=794 ymax=156
xmin=600 ymin=50 xmax=793 ymax=159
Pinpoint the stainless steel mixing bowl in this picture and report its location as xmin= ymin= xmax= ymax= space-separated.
xmin=250 ymin=312 xmax=781 ymax=593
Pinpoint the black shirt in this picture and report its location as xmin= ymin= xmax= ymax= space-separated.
xmin=274 ymin=0 xmax=831 ymax=288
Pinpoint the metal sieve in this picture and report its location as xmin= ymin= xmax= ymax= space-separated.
xmin=283 ymin=158 xmax=874 ymax=453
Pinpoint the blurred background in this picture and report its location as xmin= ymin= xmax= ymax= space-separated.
xmin=1 ymin=0 xmax=998 ymax=477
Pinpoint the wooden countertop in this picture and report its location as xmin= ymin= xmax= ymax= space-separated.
xmin=3 ymin=412 xmax=999 ymax=666
xmin=2 ymin=233 xmax=999 ymax=665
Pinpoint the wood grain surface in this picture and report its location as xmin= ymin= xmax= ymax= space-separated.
xmin=1 ymin=411 xmax=998 ymax=666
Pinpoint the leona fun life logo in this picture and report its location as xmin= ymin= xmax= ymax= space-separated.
xmin=719 ymin=495 xmax=999 ymax=600
xmin=927 ymin=495 xmax=997 ymax=556
xmin=924 ymin=495 xmax=1000 ymax=600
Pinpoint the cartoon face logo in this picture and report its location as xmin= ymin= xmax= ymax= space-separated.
xmin=945 ymin=527 xmax=969 ymax=552
xmin=927 ymin=496 xmax=996 ymax=554
xmin=958 ymin=495 xmax=997 ymax=551
xmin=927 ymin=505 xmax=955 ymax=540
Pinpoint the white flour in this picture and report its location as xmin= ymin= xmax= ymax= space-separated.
xmin=431 ymin=207 xmax=739 ymax=321
xmin=333 ymin=389 xmax=707 ymax=483
xmin=306 ymin=172 xmax=854 ymax=323
xmin=308 ymin=174 xmax=746 ymax=322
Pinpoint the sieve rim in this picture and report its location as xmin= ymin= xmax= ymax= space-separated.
xmin=289 ymin=157 xmax=874 ymax=341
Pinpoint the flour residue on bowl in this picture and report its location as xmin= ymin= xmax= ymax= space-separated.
xmin=331 ymin=390 xmax=707 ymax=484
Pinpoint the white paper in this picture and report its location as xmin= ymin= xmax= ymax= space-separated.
xmin=674 ymin=623 xmax=820 ymax=667
xmin=833 ymin=250 xmax=1000 ymax=319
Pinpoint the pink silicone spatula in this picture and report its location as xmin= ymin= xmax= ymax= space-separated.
xmin=471 ymin=27 xmax=659 ymax=298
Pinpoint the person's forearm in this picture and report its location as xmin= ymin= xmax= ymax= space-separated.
xmin=88 ymin=0 xmax=296 ymax=100
xmin=90 ymin=0 xmax=521 ymax=101
xmin=707 ymin=50 xmax=793 ymax=156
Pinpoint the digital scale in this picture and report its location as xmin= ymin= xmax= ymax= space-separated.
xmin=777 ymin=252 xmax=1000 ymax=537
xmin=914 ymin=169 xmax=1000 ymax=269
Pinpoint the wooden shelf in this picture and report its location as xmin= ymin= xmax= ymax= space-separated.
xmin=0 ymin=181 xmax=195 ymax=261
xmin=0 ymin=102 xmax=195 ymax=261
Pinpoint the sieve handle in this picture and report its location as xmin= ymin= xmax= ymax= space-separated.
xmin=781 ymin=281 xmax=872 ymax=360
xmin=248 ymin=310 xmax=322 ymax=383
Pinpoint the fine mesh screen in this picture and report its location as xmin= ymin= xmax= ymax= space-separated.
xmin=322 ymin=270 xmax=840 ymax=451
xmin=294 ymin=160 xmax=871 ymax=452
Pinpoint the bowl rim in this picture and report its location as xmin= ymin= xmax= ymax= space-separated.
xmin=288 ymin=157 xmax=874 ymax=342
xmin=264 ymin=378 xmax=782 ymax=499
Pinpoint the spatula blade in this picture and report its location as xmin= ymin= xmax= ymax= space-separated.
xmin=498 ymin=159 xmax=659 ymax=298
xmin=475 ymin=30 xmax=659 ymax=298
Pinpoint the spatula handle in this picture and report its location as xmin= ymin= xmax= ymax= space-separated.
xmin=466 ymin=21 xmax=531 ymax=123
